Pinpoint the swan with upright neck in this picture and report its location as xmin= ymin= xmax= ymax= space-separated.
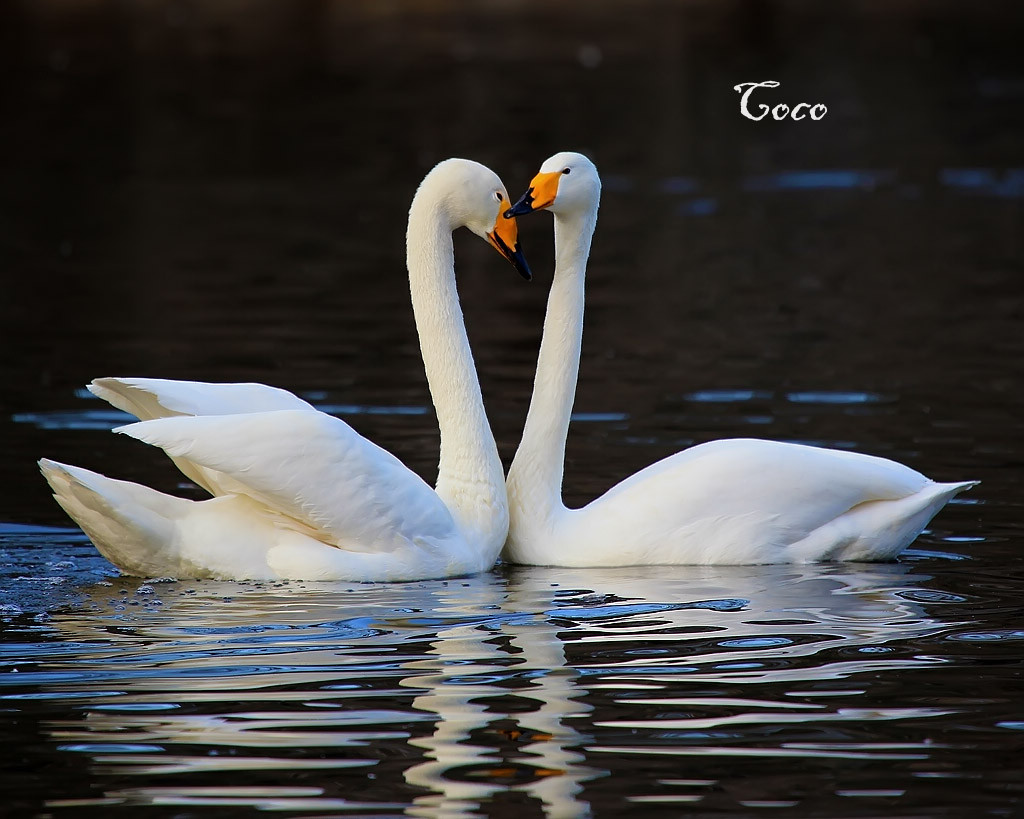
xmin=40 ymin=158 xmax=531 ymax=582
xmin=503 ymin=151 xmax=976 ymax=566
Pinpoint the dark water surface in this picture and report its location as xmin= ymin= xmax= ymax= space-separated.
xmin=1 ymin=2 xmax=1023 ymax=816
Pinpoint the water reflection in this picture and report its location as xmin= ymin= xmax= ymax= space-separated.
xmin=743 ymin=170 xmax=894 ymax=191
xmin=400 ymin=584 xmax=596 ymax=818
xmin=2 ymin=563 xmax=973 ymax=814
xmin=939 ymin=168 xmax=1024 ymax=198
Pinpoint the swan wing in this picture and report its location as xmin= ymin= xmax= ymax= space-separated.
xmin=89 ymin=378 xmax=318 ymax=496
xmin=586 ymin=438 xmax=935 ymax=562
xmin=603 ymin=438 xmax=926 ymax=511
xmin=89 ymin=377 xmax=316 ymax=420
xmin=116 ymin=409 xmax=460 ymax=554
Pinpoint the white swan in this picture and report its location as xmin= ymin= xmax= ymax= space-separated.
xmin=39 ymin=158 xmax=531 ymax=582
xmin=502 ymin=151 xmax=977 ymax=567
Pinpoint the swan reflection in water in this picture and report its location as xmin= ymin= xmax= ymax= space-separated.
xmin=34 ymin=562 xmax=958 ymax=816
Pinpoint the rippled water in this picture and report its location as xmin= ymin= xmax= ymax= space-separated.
xmin=3 ymin=2 xmax=1023 ymax=816
xmin=3 ymin=535 xmax=1023 ymax=815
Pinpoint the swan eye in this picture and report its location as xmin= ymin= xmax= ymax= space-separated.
xmin=562 ymin=168 xmax=571 ymax=175
xmin=495 ymin=191 xmax=504 ymax=202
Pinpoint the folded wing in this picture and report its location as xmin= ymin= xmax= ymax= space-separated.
xmin=592 ymin=438 xmax=933 ymax=560
xmin=89 ymin=377 xmax=316 ymax=419
xmin=90 ymin=377 xmax=318 ymax=495
xmin=117 ymin=410 xmax=459 ymax=555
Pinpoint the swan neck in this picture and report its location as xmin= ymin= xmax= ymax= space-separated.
xmin=508 ymin=207 xmax=596 ymax=528
xmin=406 ymin=197 xmax=507 ymax=559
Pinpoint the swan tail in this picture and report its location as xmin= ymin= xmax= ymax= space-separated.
xmin=39 ymin=458 xmax=192 ymax=577
xmin=790 ymin=480 xmax=979 ymax=562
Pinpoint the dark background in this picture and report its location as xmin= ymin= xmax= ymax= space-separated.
xmin=1 ymin=0 xmax=1021 ymax=523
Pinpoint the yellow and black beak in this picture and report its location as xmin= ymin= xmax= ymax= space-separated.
xmin=504 ymin=170 xmax=563 ymax=217
xmin=487 ymin=207 xmax=531 ymax=280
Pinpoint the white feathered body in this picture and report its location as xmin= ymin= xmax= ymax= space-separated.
xmin=41 ymin=379 xmax=492 ymax=581
xmin=503 ymin=151 xmax=976 ymax=568
xmin=39 ymin=159 xmax=518 ymax=581
xmin=507 ymin=437 xmax=975 ymax=567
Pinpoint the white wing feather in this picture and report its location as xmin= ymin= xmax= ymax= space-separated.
xmin=116 ymin=410 xmax=459 ymax=554
xmin=89 ymin=377 xmax=318 ymax=496
xmin=579 ymin=438 xmax=935 ymax=563
xmin=602 ymin=439 xmax=926 ymax=519
xmin=89 ymin=377 xmax=316 ymax=419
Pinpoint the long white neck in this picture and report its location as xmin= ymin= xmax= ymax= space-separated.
xmin=406 ymin=197 xmax=507 ymax=558
xmin=507 ymin=206 xmax=597 ymax=534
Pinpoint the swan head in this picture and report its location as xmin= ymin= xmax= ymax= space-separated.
xmin=414 ymin=158 xmax=532 ymax=280
xmin=504 ymin=151 xmax=600 ymax=218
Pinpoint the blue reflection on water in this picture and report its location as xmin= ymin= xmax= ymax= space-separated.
xmin=313 ymin=404 xmax=428 ymax=416
xmin=0 ymin=550 xmax=1017 ymax=816
xmin=12 ymin=409 xmax=133 ymax=430
xmin=685 ymin=390 xmax=773 ymax=403
xmin=570 ymin=412 xmax=630 ymax=422
xmin=597 ymin=168 xmax=1024 ymax=200
xmin=786 ymin=391 xmax=887 ymax=404
xmin=940 ymin=168 xmax=1024 ymax=198
xmin=744 ymin=170 xmax=894 ymax=191
xmin=658 ymin=176 xmax=699 ymax=195
xmin=11 ymin=403 xmax=431 ymax=431
xmin=677 ymin=198 xmax=718 ymax=216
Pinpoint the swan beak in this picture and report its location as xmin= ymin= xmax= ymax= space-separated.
xmin=504 ymin=171 xmax=562 ymax=216
xmin=487 ymin=211 xmax=532 ymax=280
